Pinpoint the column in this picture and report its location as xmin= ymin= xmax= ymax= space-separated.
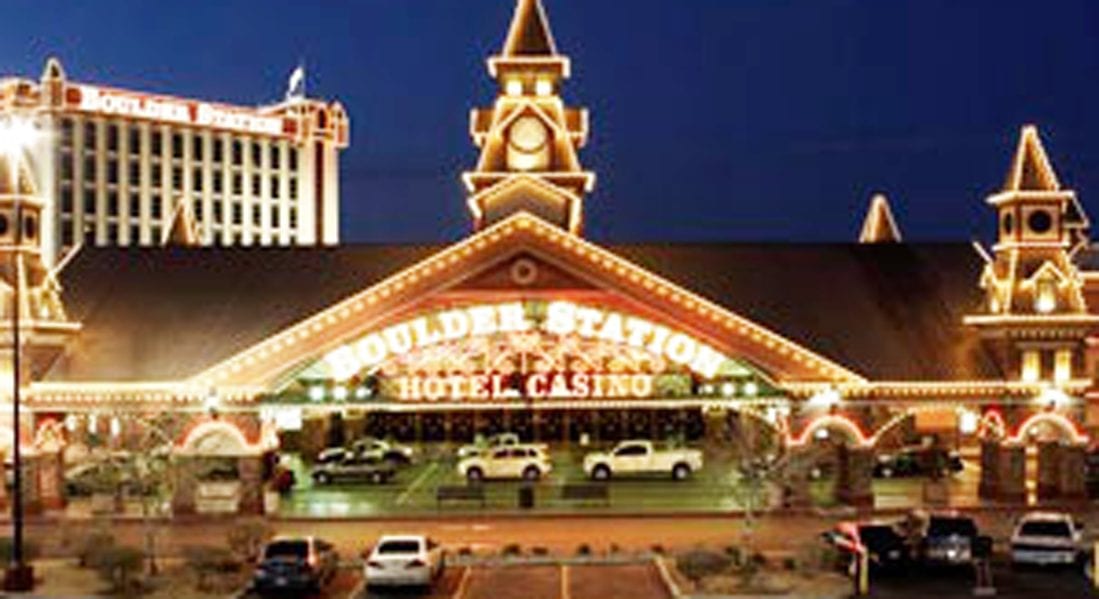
xmin=1058 ymin=443 xmax=1087 ymax=500
xmin=997 ymin=444 xmax=1026 ymax=502
xmin=237 ymin=456 xmax=264 ymax=515
xmin=171 ymin=457 xmax=197 ymax=516
xmin=35 ymin=448 xmax=64 ymax=511
xmin=835 ymin=445 xmax=874 ymax=507
xmin=977 ymin=440 xmax=1000 ymax=499
xmin=19 ymin=452 xmax=42 ymax=516
xmin=1037 ymin=441 xmax=1061 ymax=501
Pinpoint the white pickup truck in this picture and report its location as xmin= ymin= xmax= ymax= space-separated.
xmin=583 ymin=440 xmax=703 ymax=481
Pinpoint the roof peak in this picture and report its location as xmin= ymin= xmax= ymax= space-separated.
xmin=858 ymin=193 xmax=902 ymax=243
xmin=162 ymin=199 xmax=201 ymax=246
xmin=1004 ymin=125 xmax=1061 ymax=192
xmin=501 ymin=0 xmax=558 ymax=57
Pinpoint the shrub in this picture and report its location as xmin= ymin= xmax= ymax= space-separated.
xmin=226 ymin=519 xmax=272 ymax=563
xmin=501 ymin=543 xmax=522 ymax=556
xmin=531 ymin=546 xmax=550 ymax=556
xmin=608 ymin=543 xmax=621 ymax=555
xmin=676 ymin=549 xmax=731 ymax=585
xmin=723 ymin=545 xmax=743 ymax=566
xmin=650 ymin=544 xmax=666 ymax=556
xmin=457 ymin=546 xmax=473 ymax=557
xmin=183 ymin=545 xmax=239 ymax=591
xmin=576 ymin=543 xmax=592 ymax=556
xmin=77 ymin=531 xmax=116 ymax=568
xmin=782 ymin=556 xmax=798 ymax=571
xmin=95 ymin=545 xmax=145 ymax=595
xmin=0 ymin=537 xmax=40 ymax=563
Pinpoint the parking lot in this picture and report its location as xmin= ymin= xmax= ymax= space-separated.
xmin=870 ymin=561 xmax=1094 ymax=598
xmin=277 ymin=445 xmax=981 ymax=518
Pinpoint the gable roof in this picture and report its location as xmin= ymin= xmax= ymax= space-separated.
xmin=48 ymin=229 xmax=997 ymax=385
xmin=859 ymin=194 xmax=902 ymax=243
xmin=502 ymin=0 xmax=557 ymax=57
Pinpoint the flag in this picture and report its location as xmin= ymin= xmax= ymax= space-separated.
xmin=286 ymin=65 xmax=305 ymax=100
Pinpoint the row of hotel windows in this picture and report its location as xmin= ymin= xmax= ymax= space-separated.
xmin=60 ymin=119 xmax=300 ymax=169
xmin=59 ymin=157 xmax=299 ymax=199
xmin=59 ymin=218 xmax=302 ymax=247
xmin=59 ymin=188 xmax=299 ymax=227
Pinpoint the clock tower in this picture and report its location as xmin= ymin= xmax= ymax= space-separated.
xmin=462 ymin=0 xmax=595 ymax=234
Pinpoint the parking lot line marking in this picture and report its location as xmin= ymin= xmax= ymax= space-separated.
xmin=560 ymin=564 xmax=570 ymax=599
xmin=397 ymin=462 xmax=439 ymax=506
xmin=452 ymin=566 xmax=472 ymax=599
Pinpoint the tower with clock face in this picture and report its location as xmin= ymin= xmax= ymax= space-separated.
xmin=965 ymin=126 xmax=1098 ymax=385
xmin=463 ymin=0 xmax=595 ymax=234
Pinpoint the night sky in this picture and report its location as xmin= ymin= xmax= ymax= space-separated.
xmin=3 ymin=0 xmax=1099 ymax=244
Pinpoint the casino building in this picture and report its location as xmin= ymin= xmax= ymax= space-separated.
xmin=1 ymin=0 xmax=1098 ymax=513
xmin=0 ymin=59 xmax=349 ymax=266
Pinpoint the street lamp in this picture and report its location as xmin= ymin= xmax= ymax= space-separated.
xmin=0 ymin=115 xmax=39 ymax=592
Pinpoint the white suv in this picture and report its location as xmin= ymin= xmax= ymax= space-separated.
xmin=1010 ymin=512 xmax=1082 ymax=566
xmin=457 ymin=445 xmax=552 ymax=482
xmin=364 ymin=535 xmax=445 ymax=588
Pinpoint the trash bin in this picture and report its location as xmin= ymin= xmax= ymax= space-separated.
xmin=518 ymin=484 xmax=535 ymax=509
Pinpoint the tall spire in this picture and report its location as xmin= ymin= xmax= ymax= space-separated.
xmin=1004 ymin=124 xmax=1060 ymax=192
xmin=502 ymin=0 xmax=557 ymax=56
xmin=858 ymin=193 xmax=902 ymax=243
xmin=463 ymin=0 xmax=594 ymax=234
xmin=162 ymin=199 xmax=201 ymax=246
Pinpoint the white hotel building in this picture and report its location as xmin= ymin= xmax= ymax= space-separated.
xmin=0 ymin=58 xmax=349 ymax=265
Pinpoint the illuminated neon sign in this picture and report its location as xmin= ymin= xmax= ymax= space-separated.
xmin=323 ymin=300 xmax=729 ymax=381
xmin=394 ymin=373 xmax=654 ymax=402
xmin=77 ymin=85 xmax=284 ymax=136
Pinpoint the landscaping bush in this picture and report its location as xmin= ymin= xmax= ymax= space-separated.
xmin=576 ymin=543 xmax=592 ymax=556
xmin=608 ymin=543 xmax=621 ymax=555
xmin=95 ymin=545 xmax=145 ymax=596
xmin=0 ymin=537 xmax=40 ymax=563
xmin=723 ymin=545 xmax=743 ymax=566
xmin=676 ymin=549 xmax=732 ymax=586
xmin=501 ymin=543 xmax=522 ymax=556
xmin=457 ymin=546 xmax=473 ymax=557
xmin=782 ymin=556 xmax=798 ymax=571
xmin=183 ymin=545 xmax=239 ymax=592
xmin=77 ymin=531 xmax=116 ymax=568
xmin=531 ymin=546 xmax=549 ymax=556
xmin=226 ymin=518 xmax=272 ymax=563
xmin=650 ymin=544 xmax=666 ymax=556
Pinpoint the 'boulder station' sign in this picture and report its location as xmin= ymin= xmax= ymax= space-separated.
xmin=323 ymin=300 xmax=730 ymax=402
xmin=76 ymin=85 xmax=284 ymax=136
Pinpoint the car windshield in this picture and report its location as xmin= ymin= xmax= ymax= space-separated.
xmin=1019 ymin=521 xmax=1071 ymax=537
xmin=377 ymin=540 xmax=421 ymax=554
xmin=264 ymin=540 xmax=308 ymax=559
xmin=928 ymin=518 xmax=976 ymax=537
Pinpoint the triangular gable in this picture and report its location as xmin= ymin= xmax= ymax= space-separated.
xmin=858 ymin=193 xmax=902 ymax=243
xmin=466 ymin=174 xmax=582 ymax=233
xmin=190 ymin=213 xmax=866 ymax=391
xmin=162 ymin=199 xmax=200 ymax=246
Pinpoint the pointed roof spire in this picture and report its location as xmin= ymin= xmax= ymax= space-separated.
xmin=859 ymin=193 xmax=902 ymax=243
xmin=41 ymin=56 xmax=65 ymax=82
xmin=162 ymin=199 xmax=200 ymax=246
xmin=502 ymin=0 xmax=558 ymax=57
xmin=0 ymin=152 xmax=35 ymax=197
xmin=1004 ymin=125 xmax=1061 ymax=192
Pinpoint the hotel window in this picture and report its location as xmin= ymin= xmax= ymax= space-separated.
xmin=1021 ymin=350 xmax=1041 ymax=382
xmin=129 ymin=193 xmax=139 ymax=218
xmin=192 ymin=137 xmax=203 ymax=161
xmin=272 ymin=207 xmax=281 ymax=228
xmin=213 ymin=202 xmax=223 ymax=222
xmin=171 ymin=166 xmax=182 ymax=189
xmin=195 ymin=202 xmax=204 ymax=220
xmin=84 ymin=122 xmax=97 ymax=146
xmin=128 ymin=161 xmax=140 ymax=186
xmin=193 ymin=168 xmax=203 ymax=192
xmin=213 ymin=172 xmax=223 ymax=194
xmin=82 ymin=193 xmax=94 ymax=214
xmin=84 ymin=157 xmax=96 ymax=183
xmin=251 ymin=142 xmax=262 ymax=168
xmin=107 ymin=124 xmax=119 ymax=151
xmin=289 ymin=210 xmax=298 ymax=229
xmin=60 ymin=156 xmax=73 ymax=180
xmin=129 ymin=127 xmax=140 ymax=155
xmin=150 ymin=225 xmax=161 ymax=242
xmin=252 ymin=205 xmax=261 ymax=226
xmin=61 ymin=188 xmax=73 ymax=213
xmin=152 ymin=163 xmax=162 ymax=185
xmin=232 ymin=174 xmax=242 ymax=195
xmin=288 ymin=148 xmax=298 ymax=170
xmin=151 ymin=195 xmax=162 ymax=218
xmin=231 ymin=202 xmax=242 ymax=222
xmin=232 ymin=139 xmax=243 ymax=164
xmin=172 ymin=133 xmax=183 ymax=159
xmin=107 ymin=191 xmax=119 ymax=216
xmin=213 ymin=139 xmax=223 ymax=163
xmin=252 ymin=175 xmax=261 ymax=196
xmin=61 ymin=119 xmax=74 ymax=147
xmin=151 ymin=131 xmax=162 ymax=155
xmin=289 ymin=178 xmax=298 ymax=200
xmin=271 ymin=147 xmax=280 ymax=169
xmin=1055 ymin=349 xmax=1072 ymax=383
xmin=107 ymin=159 xmax=118 ymax=184
xmin=271 ymin=176 xmax=280 ymax=199
xmin=130 ymin=224 xmax=139 ymax=244
xmin=61 ymin=223 xmax=73 ymax=246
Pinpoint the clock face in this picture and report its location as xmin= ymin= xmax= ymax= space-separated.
xmin=509 ymin=116 xmax=548 ymax=153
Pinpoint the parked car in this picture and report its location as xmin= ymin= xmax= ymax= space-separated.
xmin=912 ymin=512 xmax=979 ymax=566
xmin=457 ymin=445 xmax=552 ymax=481
xmin=822 ymin=520 xmax=910 ymax=572
xmin=1010 ymin=512 xmax=1083 ymax=566
xmin=582 ymin=440 xmax=703 ymax=481
xmin=874 ymin=447 xmax=964 ymax=478
xmin=364 ymin=535 xmax=445 ymax=589
xmin=252 ymin=536 xmax=339 ymax=595
xmin=312 ymin=453 xmax=396 ymax=485
xmin=317 ymin=438 xmax=415 ymax=466
xmin=457 ymin=432 xmax=538 ymax=459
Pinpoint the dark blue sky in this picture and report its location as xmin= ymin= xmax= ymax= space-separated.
xmin=4 ymin=0 xmax=1099 ymax=243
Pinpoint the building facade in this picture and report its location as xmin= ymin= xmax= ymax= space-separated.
xmin=0 ymin=0 xmax=1098 ymax=514
xmin=0 ymin=58 xmax=349 ymax=265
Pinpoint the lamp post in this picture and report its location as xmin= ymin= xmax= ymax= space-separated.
xmin=1 ymin=117 xmax=37 ymax=591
